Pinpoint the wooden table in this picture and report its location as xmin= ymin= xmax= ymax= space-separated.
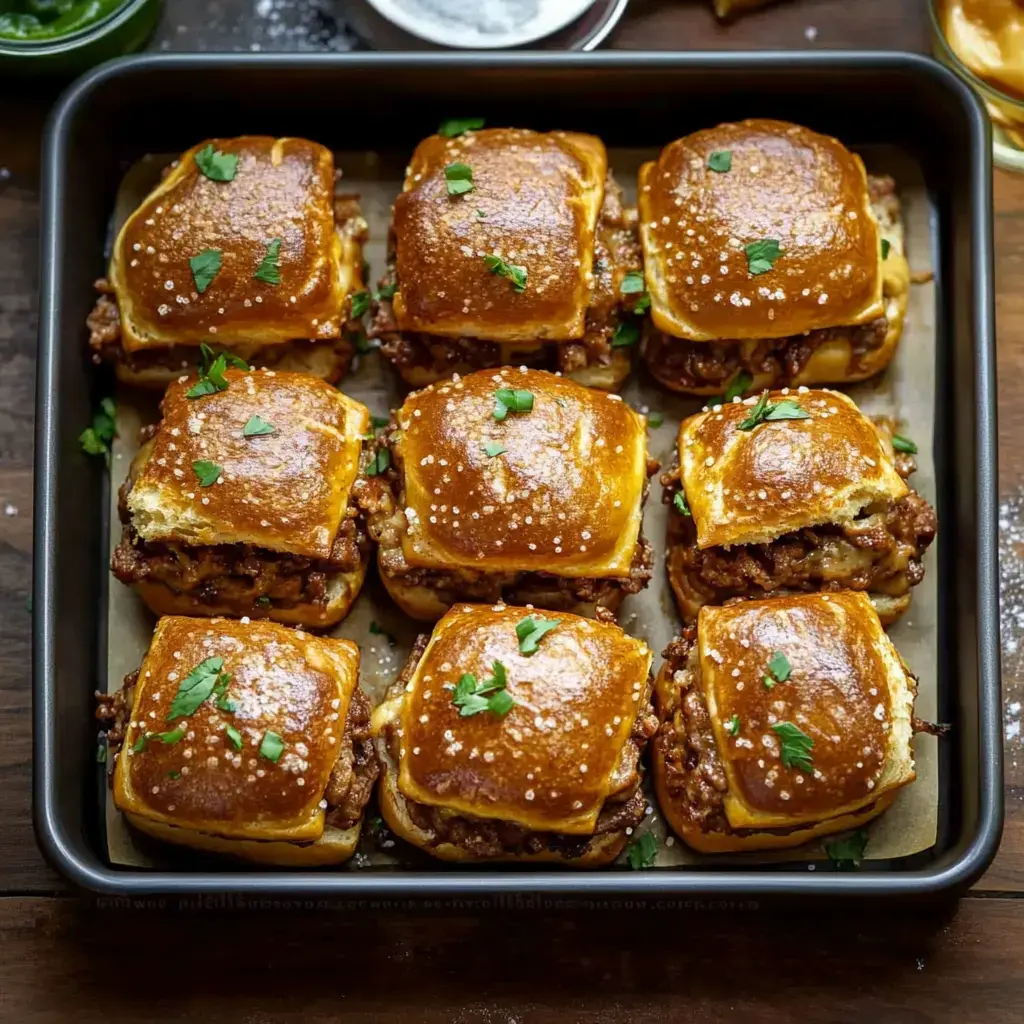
xmin=1 ymin=0 xmax=1021 ymax=1019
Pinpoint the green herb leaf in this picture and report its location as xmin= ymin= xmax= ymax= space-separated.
xmin=169 ymin=656 xmax=225 ymax=720
xmin=482 ymin=441 xmax=507 ymax=457
xmin=725 ymin=715 xmax=740 ymax=737
xmin=444 ymin=161 xmax=474 ymax=196
xmin=153 ymin=725 xmax=186 ymax=745
xmin=194 ymin=143 xmax=239 ymax=182
xmin=79 ymin=396 xmax=117 ymax=457
xmin=350 ymin=290 xmax=371 ymax=318
xmin=737 ymin=392 xmax=810 ymax=431
xmin=96 ymin=738 xmax=108 ymax=763
xmin=212 ymin=670 xmax=234 ymax=712
xmin=892 ymin=433 xmax=918 ymax=454
xmin=476 ymin=209 xmax=487 ymax=218
xmin=707 ymin=150 xmax=732 ymax=173
xmin=186 ymin=345 xmax=249 ymax=399
xmin=673 ymin=491 xmax=691 ymax=517
xmin=745 ymin=239 xmax=782 ymax=275
xmin=225 ymin=724 xmax=243 ymax=751
xmin=724 ymin=371 xmax=753 ymax=403
xmin=515 ymin=615 xmax=560 ymax=655
xmin=452 ymin=661 xmax=515 ymax=718
xmin=646 ymin=411 xmax=664 ymax=429
xmin=190 ymin=248 xmax=222 ymax=294
xmin=132 ymin=733 xmax=147 ymax=753
xmin=773 ymin=722 xmax=815 ymax=773
xmin=370 ymin=415 xmax=391 ymax=430
xmin=255 ymin=595 xmax=272 ymax=608
xmin=632 ymin=292 xmax=651 ymax=315
xmin=493 ymin=388 xmax=534 ymax=422
xmin=620 ymin=270 xmax=645 ymax=294
xmin=364 ymin=448 xmax=391 ymax=477
xmin=881 ymin=238 xmax=891 ymax=260
xmin=259 ymin=730 xmax=284 ymax=763
xmin=438 ymin=117 xmax=485 ymax=138
xmin=824 ymin=829 xmax=869 ymax=869
xmin=483 ymin=254 xmax=527 ymax=292
xmin=611 ymin=319 xmax=640 ymax=348
xmin=375 ymin=282 xmax=397 ymax=301
xmin=766 ymin=650 xmax=791 ymax=684
xmin=626 ymin=831 xmax=658 ymax=869
xmin=254 ymin=237 xmax=283 ymax=285
xmin=192 ymin=460 xmax=222 ymax=487
xmin=168 ymin=769 xmax=181 ymax=780
xmin=243 ymin=415 xmax=275 ymax=437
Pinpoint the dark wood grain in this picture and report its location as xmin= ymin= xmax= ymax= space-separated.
xmin=1 ymin=0 xmax=1023 ymax=1016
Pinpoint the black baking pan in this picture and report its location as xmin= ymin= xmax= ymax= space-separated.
xmin=34 ymin=52 xmax=1000 ymax=898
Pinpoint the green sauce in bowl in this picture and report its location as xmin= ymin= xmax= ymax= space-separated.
xmin=0 ymin=0 xmax=128 ymax=41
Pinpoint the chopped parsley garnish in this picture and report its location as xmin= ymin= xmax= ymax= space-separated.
xmin=881 ymin=238 xmax=891 ymax=260
xmin=169 ymin=656 xmax=226 ymax=719
xmin=483 ymin=254 xmax=527 ymax=292
xmin=493 ymin=388 xmax=534 ymax=422
xmin=515 ymin=615 xmax=559 ymax=655
xmin=745 ymin=238 xmax=782 ymax=275
xmin=190 ymin=248 xmax=222 ymax=294
xmin=212 ymin=670 xmax=235 ymax=712
xmin=620 ymin=270 xmax=645 ymax=294
xmin=673 ymin=491 xmax=691 ymax=517
xmin=482 ymin=441 xmax=507 ymax=457
xmin=194 ymin=143 xmax=238 ymax=182
xmin=350 ymin=328 xmax=375 ymax=354
xmin=375 ymin=282 xmax=397 ymax=301
xmin=255 ymin=595 xmax=272 ymax=609
xmin=192 ymin=460 xmax=221 ymax=487
xmin=824 ymin=829 xmax=869 ymax=869
xmin=725 ymin=715 xmax=740 ymax=737
xmin=370 ymin=414 xmax=391 ymax=430
xmin=737 ymin=391 xmax=810 ymax=431
xmin=225 ymin=724 xmax=243 ymax=751
xmin=132 ymin=725 xmax=186 ymax=752
xmin=80 ymin=397 xmax=117 ymax=459
xmin=444 ymin=161 xmax=474 ymax=196
xmin=611 ymin=319 xmax=641 ymax=348
xmin=96 ymin=738 xmax=108 ymax=762
xmin=364 ymin=448 xmax=391 ymax=476
xmin=253 ymin=237 xmax=283 ymax=285
xmin=892 ymin=433 xmax=918 ymax=454
xmin=632 ymin=292 xmax=651 ymax=315
xmin=243 ymin=415 xmax=275 ymax=437
xmin=259 ymin=730 xmax=284 ymax=763
xmin=438 ymin=116 xmax=485 ymax=138
xmin=452 ymin=660 xmax=514 ymax=718
xmin=168 ymin=769 xmax=181 ymax=780
xmin=712 ymin=370 xmax=754 ymax=407
xmin=350 ymin=290 xmax=371 ymax=318
xmin=646 ymin=411 xmax=664 ymax=429
xmin=476 ymin=209 xmax=487 ymax=218
xmin=763 ymin=650 xmax=792 ymax=690
xmin=626 ymin=831 xmax=658 ymax=869
xmin=773 ymin=722 xmax=814 ymax=773
xmin=186 ymin=343 xmax=248 ymax=398
xmin=707 ymin=150 xmax=732 ymax=173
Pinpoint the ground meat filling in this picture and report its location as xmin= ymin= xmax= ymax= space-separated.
xmin=372 ymin=172 xmax=641 ymax=380
xmin=381 ymin=640 xmax=659 ymax=860
xmin=112 ymin=464 xmax=375 ymax=616
xmin=365 ymin=427 xmax=656 ymax=612
xmin=96 ymin=675 xmax=377 ymax=832
xmin=661 ymin=451 xmax=937 ymax=605
xmin=643 ymin=175 xmax=900 ymax=392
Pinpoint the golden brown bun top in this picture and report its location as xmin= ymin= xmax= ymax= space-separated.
xmin=395 ymin=368 xmax=647 ymax=576
xmin=392 ymin=128 xmax=606 ymax=343
xmin=117 ymin=616 xmax=359 ymax=838
xmin=110 ymin=137 xmax=349 ymax=353
xmin=638 ymin=120 xmax=883 ymax=341
xmin=699 ymin=593 xmax=915 ymax=828
xmin=126 ymin=369 xmax=369 ymax=558
xmin=679 ymin=388 xmax=908 ymax=549
xmin=395 ymin=604 xmax=652 ymax=833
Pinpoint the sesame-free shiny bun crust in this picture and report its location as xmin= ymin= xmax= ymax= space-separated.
xmin=639 ymin=120 xmax=884 ymax=342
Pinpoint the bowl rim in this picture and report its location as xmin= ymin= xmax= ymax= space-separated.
xmin=0 ymin=0 xmax=147 ymax=55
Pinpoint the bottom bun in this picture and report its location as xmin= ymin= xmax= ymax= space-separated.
xmin=377 ymin=554 xmax=620 ymax=624
xmin=134 ymin=561 xmax=367 ymax=630
xmin=126 ymin=812 xmax=362 ymax=866
xmin=666 ymin=546 xmax=909 ymax=627
xmin=376 ymin=742 xmax=627 ymax=867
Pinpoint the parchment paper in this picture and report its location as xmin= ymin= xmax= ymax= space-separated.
xmin=103 ymin=145 xmax=938 ymax=869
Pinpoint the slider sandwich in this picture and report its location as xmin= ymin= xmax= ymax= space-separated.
xmin=662 ymin=388 xmax=937 ymax=625
xmin=652 ymin=592 xmax=926 ymax=853
xmin=97 ymin=615 xmax=378 ymax=865
xmin=639 ymin=119 xmax=910 ymax=396
xmin=364 ymin=367 xmax=656 ymax=622
xmin=371 ymin=603 xmax=657 ymax=865
xmin=88 ymin=136 xmax=368 ymax=387
xmin=112 ymin=367 xmax=374 ymax=627
xmin=371 ymin=125 xmax=644 ymax=391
